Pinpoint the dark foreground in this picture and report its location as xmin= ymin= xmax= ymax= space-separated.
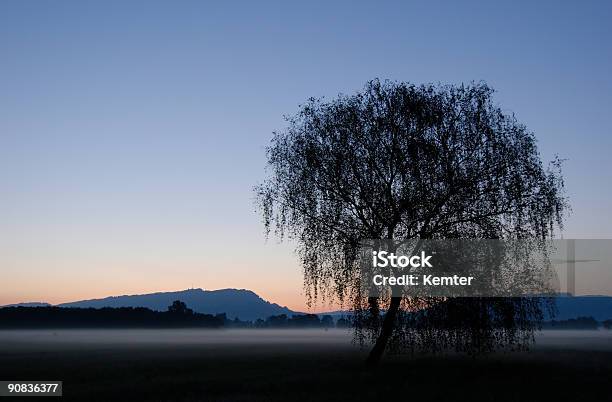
xmin=0 ymin=329 xmax=610 ymax=401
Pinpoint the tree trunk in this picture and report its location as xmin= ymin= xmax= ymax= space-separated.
xmin=366 ymin=296 xmax=401 ymax=368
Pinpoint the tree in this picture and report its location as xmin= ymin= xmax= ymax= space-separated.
xmin=167 ymin=300 xmax=193 ymax=315
xmin=256 ymin=80 xmax=566 ymax=366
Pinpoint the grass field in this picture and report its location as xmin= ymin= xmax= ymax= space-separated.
xmin=0 ymin=329 xmax=610 ymax=401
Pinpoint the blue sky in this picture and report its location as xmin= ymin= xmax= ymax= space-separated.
xmin=1 ymin=1 xmax=611 ymax=308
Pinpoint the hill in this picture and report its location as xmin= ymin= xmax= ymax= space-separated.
xmin=58 ymin=288 xmax=295 ymax=321
xmin=4 ymin=292 xmax=610 ymax=322
xmin=2 ymin=302 xmax=51 ymax=308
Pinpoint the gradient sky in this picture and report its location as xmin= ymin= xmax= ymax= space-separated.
xmin=1 ymin=1 xmax=611 ymax=311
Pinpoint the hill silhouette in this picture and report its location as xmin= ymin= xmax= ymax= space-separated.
xmin=4 ymin=291 xmax=611 ymax=322
xmin=57 ymin=288 xmax=295 ymax=321
xmin=3 ymin=302 xmax=51 ymax=307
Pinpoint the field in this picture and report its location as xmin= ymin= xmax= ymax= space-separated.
xmin=0 ymin=329 xmax=610 ymax=401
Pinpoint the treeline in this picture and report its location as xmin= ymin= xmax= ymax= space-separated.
xmin=0 ymin=301 xmax=223 ymax=329
xmin=2 ymin=302 xmax=611 ymax=330
xmin=0 ymin=301 xmax=353 ymax=329
xmin=206 ymin=313 xmax=351 ymax=328
xmin=542 ymin=316 xmax=610 ymax=330
xmin=250 ymin=314 xmax=351 ymax=328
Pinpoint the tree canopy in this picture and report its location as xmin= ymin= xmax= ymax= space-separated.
xmin=256 ymin=80 xmax=567 ymax=364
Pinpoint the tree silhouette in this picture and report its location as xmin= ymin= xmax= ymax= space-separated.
xmin=256 ymin=80 xmax=566 ymax=366
xmin=0 ymin=305 xmax=222 ymax=328
xmin=167 ymin=300 xmax=193 ymax=315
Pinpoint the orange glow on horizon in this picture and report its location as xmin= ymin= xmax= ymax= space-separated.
xmin=0 ymin=284 xmax=342 ymax=314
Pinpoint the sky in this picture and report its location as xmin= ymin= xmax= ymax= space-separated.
xmin=1 ymin=0 xmax=611 ymax=311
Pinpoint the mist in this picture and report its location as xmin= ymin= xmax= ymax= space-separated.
xmin=1 ymin=328 xmax=611 ymax=353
